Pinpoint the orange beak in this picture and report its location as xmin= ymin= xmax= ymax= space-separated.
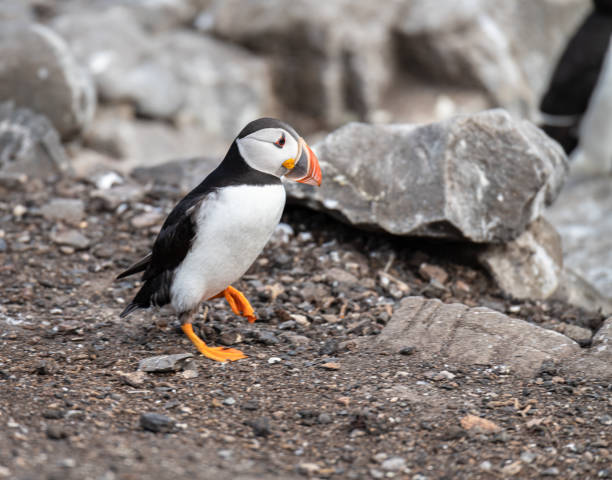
xmin=285 ymin=137 xmax=322 ymax=186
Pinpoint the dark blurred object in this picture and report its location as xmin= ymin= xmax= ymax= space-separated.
xmin=540 ymin=0 xmax=612 ymax=154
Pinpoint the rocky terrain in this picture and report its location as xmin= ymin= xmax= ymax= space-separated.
xmin=1 ymin=177 xmax=611 ymax=480
xmin=1 ymin=1 xmax=611 ymax=479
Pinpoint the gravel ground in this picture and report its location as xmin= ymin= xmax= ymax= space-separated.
xmin=0 ymin=178 xmax=610 ymax=480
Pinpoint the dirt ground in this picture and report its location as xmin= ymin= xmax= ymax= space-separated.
xmin=0 ymin=178 xmax=611 ymax=480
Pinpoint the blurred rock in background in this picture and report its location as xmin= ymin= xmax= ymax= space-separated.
xmin=0 ymin=22 xmax=96 ymax=139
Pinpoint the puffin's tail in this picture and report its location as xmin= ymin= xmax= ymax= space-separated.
xmin=119 ymin=303 xmax=141 ymax=318
xmin=116 ymin=253 xmax=152 ymax=280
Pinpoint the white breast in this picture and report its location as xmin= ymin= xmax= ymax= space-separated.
xmin=171 ymin=184 xmax=285 ymax=313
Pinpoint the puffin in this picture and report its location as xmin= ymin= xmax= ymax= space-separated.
xmin=117 ymin=118 xmax=322 ymax=362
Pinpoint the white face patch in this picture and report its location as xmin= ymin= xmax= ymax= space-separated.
xmin=236 ymin=128 xmax=299 ymax=177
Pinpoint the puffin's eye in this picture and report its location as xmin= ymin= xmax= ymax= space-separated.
xmin=274 ymin=133 xmax=286 ymax=149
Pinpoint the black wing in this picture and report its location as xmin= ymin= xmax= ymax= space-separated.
xmin=119 ymin=192 xmax=207 ymax=317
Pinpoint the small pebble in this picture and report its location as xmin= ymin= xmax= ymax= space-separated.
xmin=46 ymin=425 xmax=68 ymax=440
xmin=57 ymin=458 xmax=76 ymax=468
xmin=399 ymin=346 xmax=416 ymax=356
xmin=181 ymin=369 xmax=199 ymax=379
xmin=297 ymin=463 xmax=320 ymax=475
xmin=117 ymin=370 xmax=147 ymax=388
xmin=268 ymin=357 xmax=282 ymax=364
xmin=542 ymin=467 xmax=560 ymax=476
xmin=433 ymin=370 xmax=456 ymax=381
xmin=42 ymin=409 xmax=65 ymax=419
xmin=520 ymin=451 xmax=537 ymax=464
xmin=245 ymin=417 xmax=270 ymax=437
xmin=140 ymin=412 xmax=176 ymax=433
xmin=320 ymin=362 xmax=340 ymax=370
xmin=217 ymin=449 xmax=233 ymax=460
xmin=381 ymin=456 xmax=406 ymax=471
xmin=373 ymin=453 xmax=388 ymax=463
xmin=318 ymin=412 xmax=332 ymax=424
xmin=598 ymin=415 xmax=612 ymax=426
xmin=223 ymin=397 xmax=236 ymax=406
xmin=138 ymin=353 xmax=193 ymax=372
xmin=13 ymin=204 xmax=27 ymax=218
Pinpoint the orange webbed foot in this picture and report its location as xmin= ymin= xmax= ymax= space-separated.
xmin=223 ymin=286 xmax=257 ymax=323
xmin=181 ymin=324 xmax=246 ymax=362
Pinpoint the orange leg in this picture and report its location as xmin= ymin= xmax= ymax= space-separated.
xmin=181 ymin=323 xmax=246 ymax=362
xmin=210 ymin=286 xmax=257 ymax=323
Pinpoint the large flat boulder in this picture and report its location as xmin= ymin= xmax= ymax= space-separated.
xmin=375 ymin=296 xmax=580 ymax=377
xmin=287 ymin=109 xmax=568 ymax=242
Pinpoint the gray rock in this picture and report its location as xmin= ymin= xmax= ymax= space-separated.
xmin=0 ymin=0 xmax=34 ymax=22
xmin=567 ymin=317 xmax=612 ymax=380
xmin=50 ymin=229 xmax=90 ymax=250
xmin=375 ymin=296 xmax=580 ymax=377
xmin=546 ymin=177 xmax=612 ymax=301
xmin=0 ymin=23 xmax=95 ymax=139
xmin=552 ymin=269 xmax=612 ymax=317
xmin=53 ymin=9 xmax=272 ymax=137
xmin=41 ymin=198 xmax=85 ymax=226
xmin=560 ymin=324 xmax=592 ymax=347
xmin=117 ymin=370 xmax=147 ymax=388
xmin=131 ymin=157 xmax=218 ymax=192
xmin=479 ymin=218 xmax=563 ymax=300
xmin=287 ymin=110 xmax=567 ymax=242
xmin=130 ymin=211 xmax=163 ymax=229
xmin=53 ymin=0 xmax=203 ymax=33
xmin=138 ymin=353 xmax=194 ymax=373
xmin=140 ymin=412 xmax=176 ymax=433
xmin=84 ymin=106 xmax=227 ymax=170
xmin=279 ymin=333 xmax=312 ymax=347
xmin=325 ymin=268 xmax=359 ymax=285
xmin=90 ymin=183 xmax=145 ymax=211
xmin=210 ymin=0 xmax=396 ymax=126
xmin=51 ymin=8 xmax=183 ymax=120
xmin=157 ymin=30 xmax=273 ymax=138
xmin=0 ymin=172 xmax=27 ymax=192
xmin=115 ymin=61 xmax=184 ymax=119
xmin=0 ymin=102 xmax=71 ymax=178
xmin=394 ymin=0 xmax=588 ymax=119
xmin=245 ymin=417 xmax=271 ymax=437
xmin=210 ymin=0 xmax=586 ymax=126
xmin=46 ymin=424 xmax=68 ymax=440
xmin=380 ymin=457 xmax=406 ymax=472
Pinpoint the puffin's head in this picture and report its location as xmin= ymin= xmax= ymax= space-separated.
xmin=235 ymin=118 xmax=322 ymax=186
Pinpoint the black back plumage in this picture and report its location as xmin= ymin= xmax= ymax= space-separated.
xmin=118 ymin=140 xmax=281 ymax=318
xmin=541 ymin=7 xmax=612 ymax=117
